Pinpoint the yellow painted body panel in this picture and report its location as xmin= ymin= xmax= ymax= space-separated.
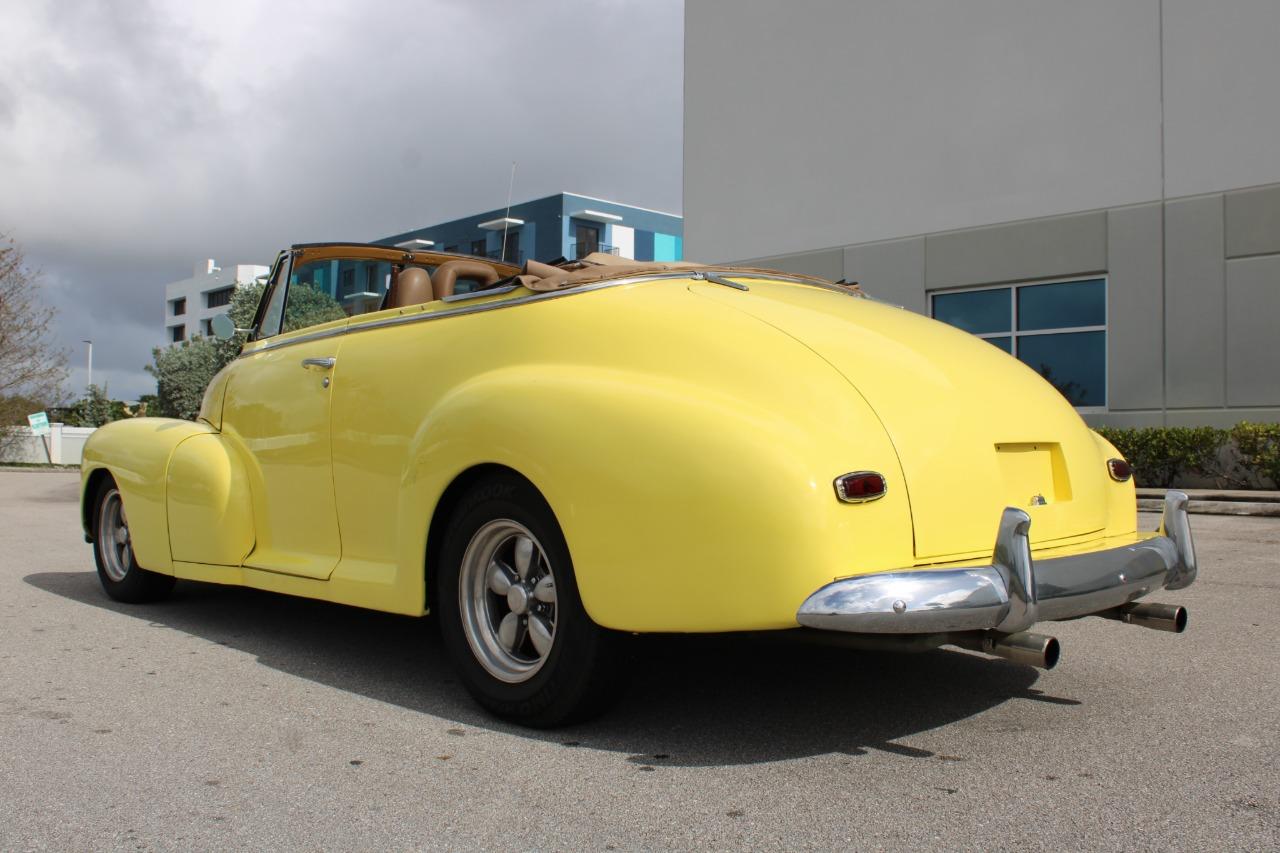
xmin=81 ymin=418 xmax=218 ymax=575
xmin=692 ymin=280 xmax=1127 ymax=559
xmin=82 ymin=272 xmax=1143 ymax=631
xmin=166 ymin=433 xmax=254 ymax=566
xmin=197 ymin=363 xmax=232 ymax=430
xmin=221 ymin=328 xmax=346 ymax=579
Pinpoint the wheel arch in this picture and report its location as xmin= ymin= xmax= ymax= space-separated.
xmin=81 ymin=466 xmax=114 ymax=541
xmin=423 ymin=462 xmax=551 ymax=613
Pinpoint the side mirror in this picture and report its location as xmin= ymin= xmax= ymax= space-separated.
xmin=210 ymin=313 xmax=245 ymax=341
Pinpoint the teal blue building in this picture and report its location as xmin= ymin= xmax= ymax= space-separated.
xmin=377 ymin=192 xmax=683 ymax=266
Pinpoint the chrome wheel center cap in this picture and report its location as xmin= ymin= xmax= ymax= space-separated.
xmin=507 ymin=584 xmax=530 ymax=615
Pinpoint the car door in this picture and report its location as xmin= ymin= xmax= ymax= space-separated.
xmin=220 ymin=251 xmax=351 ymax=579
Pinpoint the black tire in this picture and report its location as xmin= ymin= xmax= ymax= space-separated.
xmin=91 ymin=475 xmax=176 ymax=604
xmin=436 ymin=472 xmax=626 ymax=726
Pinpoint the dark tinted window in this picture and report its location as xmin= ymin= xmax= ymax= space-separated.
xmin=1018 ymin=331 xmax=1106 ymax=407
xmin=206 ymin=287 xmax=234 ymax=309
xmin=1018 ymin=279 xmax=1105 ymax=331
xmin=931 ymin=288 xmax=1011 ymax=334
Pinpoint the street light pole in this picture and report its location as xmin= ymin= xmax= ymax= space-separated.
xmin=82 ymin=340 xmax=93 ymax=391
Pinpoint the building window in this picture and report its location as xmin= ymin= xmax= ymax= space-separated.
xmin=202 ymin=319 xmax=213 ymax=337
xmin=170 ymin=324 xmax=185 ymax=343
xmin=471 ymin=238 xmax=486 ymax=257
xmin=930 ymin=277 xmax=1106 ymax=408
xmin=340 ymin=268 xmax=355 ymax=297
xmin=206 ymin=287 xmax=234 ymax=309
xmin=171 ymin=297 xmax=186 ymax=316
xmin=573 ymin=222 xmax=600 ymax=259
xmin=500 ymin=230 xmax=520 ymax=263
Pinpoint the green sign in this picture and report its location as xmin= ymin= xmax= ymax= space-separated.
xmin=27 ymin=411 xmax=50 ymax=436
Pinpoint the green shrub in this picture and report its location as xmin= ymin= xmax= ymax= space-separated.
xmin=1231 ymin=422 xmax=1280 ymax=488
xmin=1095 ymin=426 xmax=1228 ymax=488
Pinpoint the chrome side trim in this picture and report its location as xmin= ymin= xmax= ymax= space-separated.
xmin=796 ymin=490 xmax=1197 ymax=634
xmin=440 ymin=284 xmax=520 ymax=303
xmin=240 ymin=270 xmax=864 ymax=358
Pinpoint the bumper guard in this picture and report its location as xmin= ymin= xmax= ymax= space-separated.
xmin=797 ymin=491 xmax=1196 ymax=634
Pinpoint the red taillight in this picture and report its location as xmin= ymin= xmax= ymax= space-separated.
xmin=834 ymin=471 xmax=887 ymax=503
xmin=1107 ymin=458 xmax=1132 ymax=482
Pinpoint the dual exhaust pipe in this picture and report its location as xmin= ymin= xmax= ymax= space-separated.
xmin=954 ymin=631 xmax=1062 ymax=670
xmin=955 ymin=602 xmax=1188 ymax=670
xmin=1097 ymin=601 xmax=1188 ymax=633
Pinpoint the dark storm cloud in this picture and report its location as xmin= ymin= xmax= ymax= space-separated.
xmin=0 ymin=0 xmax=684 ymax=399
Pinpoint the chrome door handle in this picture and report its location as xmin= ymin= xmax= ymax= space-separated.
xmin=301 ymin=357 xmax=336 ymax=370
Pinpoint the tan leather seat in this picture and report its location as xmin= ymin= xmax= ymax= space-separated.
xmin=385 ymin=266 xmax=434 ymax=308
xmin=432 ymin=260 xmax=501 ymax=298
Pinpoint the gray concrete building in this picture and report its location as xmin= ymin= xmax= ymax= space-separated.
xmin=684 ymin=0 xmax=1280 ymax=426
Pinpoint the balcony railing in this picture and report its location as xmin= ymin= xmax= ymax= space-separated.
xmin=568 ymin=242 xmax=619 ymax=261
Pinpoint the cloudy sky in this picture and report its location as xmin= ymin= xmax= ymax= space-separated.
xmin=0 ymin=0 xmax=684 ymax=400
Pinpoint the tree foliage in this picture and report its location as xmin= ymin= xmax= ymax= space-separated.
xmin=1096 ymin=423 xmax=1280 ymax=489
xmin=281 ymin=282 xmax=347 ymax=334
xmin=0 ymin=235 xmax=68 ymax=451
xmin=145 ymin=280 xmax=346 ymax=420
xmin=65 ymin=384 xmax=114 ymax=427
xmin=147 ymin=335 xmax=224 ymax=421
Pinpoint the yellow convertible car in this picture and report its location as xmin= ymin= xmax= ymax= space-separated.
xmin=82 ymin=243 xmax=1197 ymax=725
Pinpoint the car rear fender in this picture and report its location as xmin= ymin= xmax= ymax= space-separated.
xmin=403 ymin=364 xmax=914 ymax=633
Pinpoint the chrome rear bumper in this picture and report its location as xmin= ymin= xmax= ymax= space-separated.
xmin=797 ymin=491 xmax=1196 ymax=634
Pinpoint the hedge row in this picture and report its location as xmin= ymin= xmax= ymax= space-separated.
xmin=1095 ymin=423 xmax=1280 ymax=489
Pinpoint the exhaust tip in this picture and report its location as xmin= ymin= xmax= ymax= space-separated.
xmin=1104 ymin=602 xmax=1189 ymax=633
xmin=988 ymin=631 xmax=1060 ymax=670
xmin=1042 ymin=636 xmax=1061 ymax=670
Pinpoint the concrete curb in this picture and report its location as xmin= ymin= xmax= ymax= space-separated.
xmin=0 ymin=466 xmax=78 ymax=474
xmin=1136 ymin=488 xmax=1280 ymax=503
xmin=1137 ymin=488 xmax=1280 ymax=517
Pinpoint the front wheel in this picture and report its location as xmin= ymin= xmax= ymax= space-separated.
xmin=436 ymin=473 xmax=625 ymax=726
xmin=92 ymin=477 xmax=175 ymax=603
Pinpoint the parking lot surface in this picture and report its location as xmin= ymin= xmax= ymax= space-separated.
xmin=1 ymin=470 xmax=1277 ymax=851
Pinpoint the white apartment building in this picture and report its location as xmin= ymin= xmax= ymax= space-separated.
xmin=164 ymin=259 xmax=270 ymax=343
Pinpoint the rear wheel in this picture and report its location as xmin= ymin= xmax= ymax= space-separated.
xmin=92 ymin=477 xmax=175 ymax=603
xmin=436 ymin=473 xmax=625 ymax=726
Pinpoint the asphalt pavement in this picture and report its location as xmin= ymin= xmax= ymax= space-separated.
xmin=1 ymin=471 xmax=1277 ymax=851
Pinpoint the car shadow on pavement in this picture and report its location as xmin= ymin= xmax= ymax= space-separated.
xmin=25 ymin=570 xmax=1077 ymax=767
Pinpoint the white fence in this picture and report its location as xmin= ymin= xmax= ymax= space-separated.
xmin=1 ymin=424 xmax=95 ymax=465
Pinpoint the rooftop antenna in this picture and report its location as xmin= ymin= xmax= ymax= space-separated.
xmin=500 ymin=161 xmax=517 ymax=263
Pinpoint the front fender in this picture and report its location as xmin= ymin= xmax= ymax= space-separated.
xmin=81 ymin=417 xmax=216 ymax=575
xmin=403 ymin=363 xmax=912 ymax=633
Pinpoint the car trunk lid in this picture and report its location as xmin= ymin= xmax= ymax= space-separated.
xmin=690 ymin=279 xmax=1108 ymax=560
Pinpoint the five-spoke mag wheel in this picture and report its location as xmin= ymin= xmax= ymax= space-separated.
xmin=459 ymin=520 xmax=558 ymax=683
xmin=437 ymin=472 xmax=626 ymax=726
xmin=96 ymin=488 xmax=133 ymax=582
